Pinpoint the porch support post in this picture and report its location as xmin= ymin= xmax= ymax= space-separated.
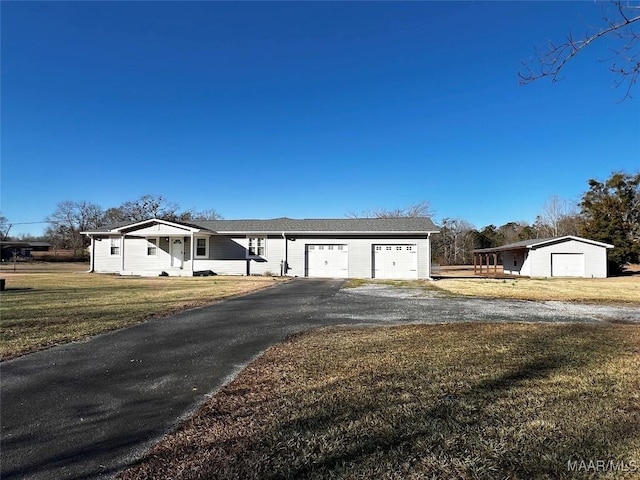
xmin=281 ymin=232 xmax=288 ymax=277
xmin=88 ymin=235 xmax=95 ymax=273
xmin=426 ymin=232 xmax=432 ymax=280
xmin=121 ymin=234 xmax=125 ymax=273
xmin=493 ymin=253 xmax=498 ymax=275
xmin=190 ymin=232 xmax=195 ymax=275
xmin=473 ymin=253 xmax=477 ymax=274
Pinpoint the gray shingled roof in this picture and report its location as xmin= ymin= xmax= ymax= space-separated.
xmin=88 ymin=217 xmax=439 ymax=234
xmin=193 ymin=217 xmax=439 ymax=233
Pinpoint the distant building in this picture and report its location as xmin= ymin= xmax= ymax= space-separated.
xmin=1 ymin=241 xmax=51 ymax=261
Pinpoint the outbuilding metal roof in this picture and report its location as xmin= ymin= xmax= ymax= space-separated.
xmin=472 ymin=235 xmax=614 ymax=253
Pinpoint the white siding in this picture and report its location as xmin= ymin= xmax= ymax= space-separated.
xmin=193 ymin=235 xmax=285 ymax=276
xmin=92 ymin=235 xmax=194 ymax=276
xmin=503 ymin=250 xmax=526 ymax=275
xmin=92 ymin=236 xmax=122 ymax=273
xmin=125 ymin=224 xmax=194 ymax=236
xmin=91 ymin=233 xmax=435 ymax=279
xmin=124 ymin=236 xmax=193 ymax=276
xmin=528 ymin=239 xmax=608 ymax=278
xmin=286 ymin=236 xmax=432 ymax=279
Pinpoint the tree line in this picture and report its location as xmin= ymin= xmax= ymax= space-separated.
xmin=436 ymin=172 xmax=639 ymax=272
xmin=1 ymin=171 xmax=638 ymax=271
xmin=0 ymin=194 xmax=222 ymax=257
xmin=344 ymin=171 xmax=639 ymax=272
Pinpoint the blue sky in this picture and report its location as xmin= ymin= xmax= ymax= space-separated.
xmin=2 ymin=1 xmax=638 ymax=237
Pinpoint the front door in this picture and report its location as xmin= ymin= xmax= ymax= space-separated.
xmin=171 ymin=239 xmax=184 ymax=268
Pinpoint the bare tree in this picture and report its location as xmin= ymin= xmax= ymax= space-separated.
xmin=519 ymin=1 xmax=640 ymax=98
xmin=346 ymin=201 xmax=434 ymax=219
xmin=102 ymin=207 xmax=127 ymax=225
xmin=89 ymin=196 xmax=225 ymax=226
xmin=45 ymin=201 xmax=104 ymax=254
xmin=0 ymin=214 xmax=10 ymax=240
xmin=179 ymin=208 xmax=224 ymax=221
xmin=436 ymin=217 xmax=475 ymax=265
xmin=118 ymin=194 xmax=180 ymax=222
xmin=534 ymin=195 xmax=581 ymax=237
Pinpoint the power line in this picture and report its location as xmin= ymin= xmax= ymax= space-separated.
xmin=4 ymin=221 xmax=56 ymax=225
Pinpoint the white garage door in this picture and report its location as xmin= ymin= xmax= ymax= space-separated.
xmin=373 ymin=245 xmax=418 ymax=279
xmin=551 ymin=253 xmax=584 ymax=277
xmin=306 ymin=244 xmax=349 ymax=278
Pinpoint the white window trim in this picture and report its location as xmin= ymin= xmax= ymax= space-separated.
xmin=195 ymin=236 xmax=209 ymax=258
xmin=247 ymin=236 xmax=267 ymax=258
xmin=146 ymin=237 xmax=159 ymax=257
xmin=109 ymin=237 xmax=121 ymax=256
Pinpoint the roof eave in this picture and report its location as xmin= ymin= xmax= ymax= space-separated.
xmin=211 ymin=230 xmax=440 ymax=235
xmin=528 ymin=235 xmax=615 ymax=249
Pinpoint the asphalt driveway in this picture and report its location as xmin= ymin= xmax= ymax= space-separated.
xmin=1 ymin=279 xmax=638 ymax=480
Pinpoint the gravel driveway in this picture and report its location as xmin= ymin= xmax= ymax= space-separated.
xmin=323 ymin=284 xmax=640 ymax=325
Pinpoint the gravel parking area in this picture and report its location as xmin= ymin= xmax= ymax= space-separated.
xmin=321 ymin=284 xmax=640 ymax=325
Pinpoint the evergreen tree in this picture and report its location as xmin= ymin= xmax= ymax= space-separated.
xmin=579 ymin=171 xmax=640 ymax=271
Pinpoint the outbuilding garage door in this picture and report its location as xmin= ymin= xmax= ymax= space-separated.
xmin=373 ymin=244 xmax=418 ymax=279
xmin=306 ymin=244 xmax=348 ymax=278
xmin=551 ymin=253 xmax=584 ymax=277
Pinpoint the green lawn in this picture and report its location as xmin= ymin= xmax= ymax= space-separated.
xmin=0 ymin=271 xmax=285 ymax=359
xmin=119 ymin=323 xmax=640 ymax=479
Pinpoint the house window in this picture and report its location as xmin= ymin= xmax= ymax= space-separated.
xmin=147 ymin=238 xmax=158 ymax=256
xmin=248 ymin=237 xmax=266 ymax=257
xmin=110 ymin=237 xmax=120 ymax=256
xmin=195 ymin=237 xmax=208 ymax=257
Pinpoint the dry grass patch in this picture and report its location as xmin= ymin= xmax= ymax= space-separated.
xmin=120 ymin=323 xmax=640 ymax=480
xmin=0 ymin=272 xmax=285 ymax=359
xmin=435 ymin=276 xmax=640 ymax=305
xmin=344 ymin=279 xmax=427 ymax=288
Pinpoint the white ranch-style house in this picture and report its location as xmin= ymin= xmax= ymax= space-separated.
xmin=82 ymin=217 xmax=440 ymax=279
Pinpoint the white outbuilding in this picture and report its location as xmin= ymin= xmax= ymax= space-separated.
xmin=473 ymin=236 xmax=614 ymax=278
